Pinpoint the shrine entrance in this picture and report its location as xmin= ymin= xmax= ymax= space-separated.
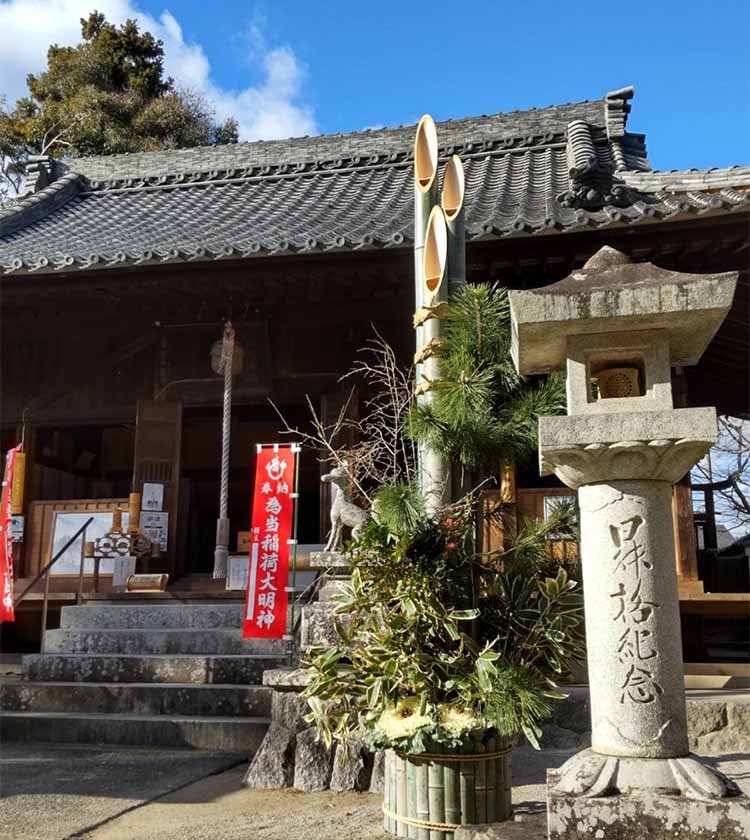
xmin=178 ymin=402 xmax=321 ymax=579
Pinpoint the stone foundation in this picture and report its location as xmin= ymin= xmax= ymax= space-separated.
xmin=547 ymin=768 xmax=750 ymax=840
xmin=243 ymin=668 xmax=382 ymax=793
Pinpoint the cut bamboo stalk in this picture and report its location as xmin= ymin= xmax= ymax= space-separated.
xmin=441 ymin=155 xmax=466 ymax=298
xmin=443 ymin=749 xmax=460 ymax=829
xmin=414 ymin=114 xmax=439 ymax=403
xmin=427 ymin=759 xmax=446 ymax=840
xmin=494 ymin=741 xmax=512 ymax=821
xmin=384 ymin=750 xmax=392 ymax=833
xmin=407 ymin=757 xmax=417 ymax=839
xmin=459 ymin=741 xmax=476 ymax=825
xmin=397 ymin=752 xmax=407 ymax=837
xmin=474 ymin=735 xmax=487 ymax=823
xmin=392 ymin=751 xmax=399 ymax=834
xmin=416 ymin=760 xmax=430 ymax=840
xmin=393 ymin=751 xmax=400 ymax=835
xmin=413 ymin=115 xmax=441 ymax=510
xmin=485 ymin=736 xmax=497 ymax=823
xmin=420 ymin=205 xmax=450 ymax=515
xmin=503 ymin=743 xmax=512 ymax=819
xmin=495 ymin=750 xmax=504 ymax=821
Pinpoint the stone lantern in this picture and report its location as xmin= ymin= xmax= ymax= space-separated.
xmin=509 ymin=246 xmax=748 ymax=839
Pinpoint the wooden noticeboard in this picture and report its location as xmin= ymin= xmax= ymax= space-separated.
xmin=25 ymin=498 xmax=129 ymax=578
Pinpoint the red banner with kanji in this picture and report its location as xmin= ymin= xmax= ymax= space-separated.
xmin=242 ymin=446 xmax=297 ymax=639
xmin=0 ymin=445 xmax=21 ymax=623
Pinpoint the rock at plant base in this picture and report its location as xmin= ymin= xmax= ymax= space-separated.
xmin=330 ymin=739 xmax=372 ymax=792
xmin=369 ymin=750 xmax=385 ymax=794
xmin=271 ymin=690 xmax=310 ymax=733
xmin=243 ymin=723 xmax=296 ymax=789
xmin=293 ymin=727 xmax=335 ymax=792
xmin=300 ymin=602 xmax=352 ymax=650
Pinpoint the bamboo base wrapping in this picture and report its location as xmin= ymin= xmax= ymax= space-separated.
xmin=382 ymin=738 xmax=512 ymax=839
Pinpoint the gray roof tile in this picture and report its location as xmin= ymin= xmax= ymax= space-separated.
xmin=2 ymin=88 xmax=748 ymax=275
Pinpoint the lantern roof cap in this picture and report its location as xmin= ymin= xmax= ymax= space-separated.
xmin=509 ymin=246 xmax=737 ymax=374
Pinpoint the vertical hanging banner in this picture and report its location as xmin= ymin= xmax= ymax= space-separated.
xmin=0 ymin=445 xmax=22 ymax=623
xmin=243 ymin=445 xmax=298 ymax=639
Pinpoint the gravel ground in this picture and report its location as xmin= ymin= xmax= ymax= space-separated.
xmin=0 ymin=743 xmax=243 ymax=840
xmin=1 ymin=742 xmax=747 ymax=840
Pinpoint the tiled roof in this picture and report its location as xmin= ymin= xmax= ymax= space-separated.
xmin=1 ymin=87 xmax=748 ymax=275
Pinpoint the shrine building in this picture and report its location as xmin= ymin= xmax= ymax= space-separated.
xmin=1 ymin=85 xmax=748 ymax=671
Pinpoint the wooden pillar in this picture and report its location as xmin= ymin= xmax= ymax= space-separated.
xmin=673 ymin=477 xmax=703 ymax=596
xmin=671 ymin=367 xmax=704 ymax=597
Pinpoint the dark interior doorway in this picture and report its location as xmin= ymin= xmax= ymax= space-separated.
xmin=181 ymin=403 xmax=321 ymax=576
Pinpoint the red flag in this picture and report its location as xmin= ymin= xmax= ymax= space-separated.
xmin=242 ymin=446 xmax=297 ymax=639
xmin=0 ymin=445 xmax=21 ymax=623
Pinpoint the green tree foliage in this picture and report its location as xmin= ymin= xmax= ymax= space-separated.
xmin=408 ymin=283 xmax=565 ymax=478
xmin=1 ymin=11 xmax=238 ymax=177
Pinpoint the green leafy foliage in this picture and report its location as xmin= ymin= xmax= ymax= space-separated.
xmin=408 ymin=283 xmax=565 ymax=475
xmin=1 ymin=11 xmax=238 ymax=174
xmin=304 ymin=506 xmax=584 ymax=753
xmin=371 ymin=481 xmax=425 ymax=536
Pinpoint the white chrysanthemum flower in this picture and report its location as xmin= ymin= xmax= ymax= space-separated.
xmin=438 ymin=704 xmax=482 ymax=736
xmin=376 ymin=697 xmax=433 ymax=741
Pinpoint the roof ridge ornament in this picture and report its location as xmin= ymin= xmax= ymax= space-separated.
xmin=19 ymin=155 xmax=63 ymax=196
xmin=557 ymin=120 xmax=637 ymax=210
xmin=604 ymin=86 xmax=635 ymax=139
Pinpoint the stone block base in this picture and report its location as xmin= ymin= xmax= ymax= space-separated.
xmin=547 ymin=769 xmax=750 ymax=840
xmin=245 ymin=668 xmax=380 ymax=793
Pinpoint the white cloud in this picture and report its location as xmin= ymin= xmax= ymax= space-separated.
xmin=0 ymin=0 xmax=317 ymax=141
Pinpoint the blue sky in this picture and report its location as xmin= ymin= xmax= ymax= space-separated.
xmin=2 ymin=0 xmax=749 ymax=170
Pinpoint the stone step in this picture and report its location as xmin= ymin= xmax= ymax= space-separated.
xmin=43 ymin=628 xmax=285 ymax=656
xmin=23 ymin=653 xmax=286 ymax=684
xmin=0 ymin=681 xmax=271 ymax=717
xmin=60 ymin=603 xmax=243 ymax=630
xmin=0 ymin=711 xmax=269 ymax=751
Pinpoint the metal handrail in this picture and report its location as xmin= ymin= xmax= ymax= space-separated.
xmin=14 ymin=516 xmax=94 ymax=652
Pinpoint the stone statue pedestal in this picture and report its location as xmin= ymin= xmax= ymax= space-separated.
xmin=508 ymin=247 xmax=748 ymax=839
xmin=309 ymin=550 xmax=352 ymax=603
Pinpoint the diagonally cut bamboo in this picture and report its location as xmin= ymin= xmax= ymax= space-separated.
xmin=413 ymin=115 xmax=441 ymax=510
xmin=414 ymin=114 xmax=439 ymax=401
xmin=441 ymin=155 xmax=466 ymax=299
xmin=420 ymin=205 xmax=450 ymax=514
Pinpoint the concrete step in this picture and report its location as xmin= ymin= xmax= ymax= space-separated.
xmin=43 ymin=628 xmax=285 ymax=656
xmin=0 ymin=711 xmax=269 ymax=751
xmin=1 ymin=680 xmax=271 ymax=717
xmin=23 ymin=653 xmax=286 ymax=684
xmin=59 ymin=604 xmax=243 ymax=630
